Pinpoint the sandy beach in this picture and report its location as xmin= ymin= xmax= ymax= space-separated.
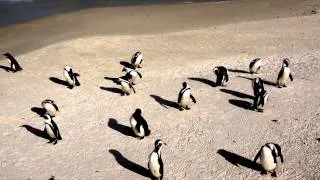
xmin=0 ymin=0 xmax=319 ymax=179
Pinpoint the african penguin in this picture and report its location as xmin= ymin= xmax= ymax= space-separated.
xmin=255 ymin=90 xmax=269 ymax=112
xmin=213 ymin=66 xmax=229 ymax=86
xmin=122 ymin=67 xmax=142 ymax=85
xmin=44 ymin=114 xmax=62 ymax=145
xmin=129 ymin=108 xmax=150 ymax=139
xmin=249 ymin=58 xmax=262 ymax=74
xmin=277 ymin=58 xmax=293 ymax=88
xmin=178 ymin=82 xmax=196 ymax=110
xmin=254 ymin=143 xmax=284 ymax=177
xmin=41 ymin=99 xmax=59 ymax=117
xmin=148 ymin=139 xmax=166 ymax=180
xmin=116 ymin=77 xmax=136 ymax=95
xmin=63 ymin=65 xmax=80 ymax=89
xmin=252 ymin=77 xmax=269 ymax=112
xmin=131 ymin=51 xmax=143 ymax=68
xmin=3 ymin=53 xmax=23 ymax=72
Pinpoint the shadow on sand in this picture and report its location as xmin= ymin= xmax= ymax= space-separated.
xmin=109 ymin=149 xmax=151 ymax=178
xmin=237 ymin=75 xmax=277 ymax=87
xmin=217 ymin=149 xmax=263 ymax=172
xmin=100 ymin=86 xmax=123 ymax=95
xmin=188 ymin=77 xmax=216 ymax=87
xmin=120 ymin=61 xmax=134 ymax=69
xmin=108 ymin=118 xmax=135 ymax=137
xmin=229 ymin=99 xmax=252 ymax=110
xmin=228 ymin=69 xmax=250 ymax=74
xmin=0 ymin=65 xmax=11 ymax=72
xmin=220 ymin=89 xmax=253 ymax=99
xmin=49 ymin=77 xmax=70 ymax=87
xmin=20 ymin=124 xmax=49 ymax=140
xmin=31 ymin=107 xmax=46 ymax=117
xmin=150 ymin=94 xmax=178 ymax=109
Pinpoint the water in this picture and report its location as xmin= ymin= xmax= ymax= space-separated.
xmin=0 ymin=0 xmax=221 ymax=26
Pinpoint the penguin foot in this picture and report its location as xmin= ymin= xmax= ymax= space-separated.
xmin=68 ymin=86 xmax=74 ymax=89
xmin=53 ymin=140 xmax=58 ymax=145
xmin=179 ymin=107 xmax=184 ymax=111
xmin=271 ymin=171 xmax=277 ymax=177
xmin=185 ymin=107 xmax=191 ymax=110
xmin=260 ymin=170 xmax=267 ymax=175
xmin=283 ymin=84 xmax=287 ymax=87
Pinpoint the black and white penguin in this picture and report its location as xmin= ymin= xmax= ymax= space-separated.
xmin=131 ymin=51 xmax=143 ymax=68
xmin=254 ymin=143 xmax=284 ymax=177
xmin=249 ymin=58 xmax=263 ymax=74
xmin=213 ymin=66 xmax=229 ymax=86
xmin=277 ymin=58 xmax=293 ymax=88
xmin=41 ymin=99 xmax=59 ymax=117
xmin=129 ymin=108 xmax=150 ymax=139
xmin=3 ymin=53 xmax=23 ymax=72
xmin=116 ymin=77 xmax=136 ymax=95
xmin=63 ymin=65 xmax=80 ymax=89
xmin=148 ymin=139 xmax=167 ymax=180
xmin=178 ymin=82 xmax=196 ymax=110
xmin=122 ymin=67 xmax=142 ymax=85
xmin=43 ymin=114 xmax=62 ymax=145
xmin=252 ymin=77 xmax=269 ymax=112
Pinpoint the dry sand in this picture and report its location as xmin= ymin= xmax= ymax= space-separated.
xmin=0 ymin=0 xmax=320 ymax=179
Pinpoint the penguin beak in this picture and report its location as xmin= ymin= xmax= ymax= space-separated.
xmin=163 ymin=142 xmax=167 ymax=146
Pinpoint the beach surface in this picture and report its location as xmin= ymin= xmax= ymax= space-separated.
xmin=0 ymin=0 xmax=320 ymax=179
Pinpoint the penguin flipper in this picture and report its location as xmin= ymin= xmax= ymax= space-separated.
xmin=274 ymin=144 xmax=284 ymax=163
xmin=51 ymin=120 xmax=62 ymax=140
xmin=271 ymin=149 xmax=277 ymax=164
xmin=225 ymin=73 xmax=229 ymax=82
xmin=289 ymin=73 xmax=293 ymax=81
xmin=130 ymin=84 xmax=136 ymax=93
xmin=190 ymin=94 xmax=196 ymax=103
xmin=277 ymin=68 xmax=284 ymax=80
xmin=253 ymin=148 xmax=262 ymax=162
xmin=159 ymin=157 xmax=164 ymax=180
xmin=74 ymin=75 xmax=80 ymax=86
xmin=137 ymin=71 xmax=142 ymax=78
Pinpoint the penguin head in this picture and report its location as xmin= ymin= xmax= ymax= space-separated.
xmin=282 ymin=58 xmax=290 ymax=67
xmin=135 ymin=108 xmax=142 ymax=115
xmin=253 ymin=58 xmax=260 ymax=62
xmin=64 ymin=65 xmax=72 ymax=72
xmin=155 ymin=139 xmax=167 ymax=148
xmin=182 ymin=82 xmax=188 ymax=88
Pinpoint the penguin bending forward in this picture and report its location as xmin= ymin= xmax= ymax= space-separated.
xmin=63 ymin=65 xmax=80 ymax=89
xmin=44 ymin=114 xmax=62 ymax=145
xmin=41 ymin=99 xmax=59 ymax=117
xmin=148 ymin=139 xmax=167 ymax=180
xmin=213 ymin=66 xmax=229 ymax=86
xmin=249 ymin=58 xmax=262 ymax=74
xmin=252 ymin=78 xmax=269 ymax=112
xmin=178 ymin=82 xmax=196 ymax=110
xmin=116 ymin=77 xmax=136 ymax=95
xmin=3 ymin=53 xmax=23 ymax=72
xmin=122 ymin=67 xmax=142 ymax=85
xmin=277 ymin=58 xmax=293 ymax=88
xmin=254 ymin=143 xmax=284 ymax=177
xmin=131 ymin=51 xmax=143 ymax=68
xmin=130 ymin=108 xmax=150 ymax=139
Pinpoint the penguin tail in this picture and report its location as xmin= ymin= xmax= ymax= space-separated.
xmin=74 ymin=76 xmax=80 ymax=86
xmin=145 ymin=130 xmax=151 ymax=136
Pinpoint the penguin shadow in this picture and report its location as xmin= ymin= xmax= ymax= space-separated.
xmin=316 ymin=138 xmax=320 ymax=142
xmin=109 ymin=149 xmax=151 ymax=178
xmin=49 ymin=77 xmax=70 ymax=87
xmin=188 ymin=77 xmax=216 ymax=87
xmin=100 ymin=86 xmax=123 ymax=95
xmin=228 ymin=69 xmax=250 ymax=74
xmin=0 ymin=65 xmax=11 ymax=72
xmin=229 ymin=99 xmax=252 ymax=110
xmin=150 ymin=94 xmax=179 ymax=109
xmin=104 ymin=76 xmax=119 ymax=83
xmin=48 ymin=176 xmax=55 ymax=180
xmin=20 ymin=124 xmax=50 ymax=140
xmin=217 ymin=149 xmax=263 ymax=172
xmin=220 ymin=89 xmax=254 ymax=99
xmin=31 ymin=107 xmax=46 ymax=117
xmin=120 ymin=61 xmax=134 ymax=69
xmin=237 ymin=76 xmax=277 ymax=87
xmin=108 ymin=118 xmax=135 ymax=137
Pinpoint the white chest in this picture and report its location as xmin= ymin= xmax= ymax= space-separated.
xmin=45 ymin=124 xmax=56 ymax=139
xmin=148 ymin=152 xmax=161 ymax=177
xmin=64 ymin=71 xmax=74 ymax=85
xmin=260 ymin=149 xmax=277 ymax=171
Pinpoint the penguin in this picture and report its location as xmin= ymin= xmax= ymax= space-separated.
xmin=249 ymin=58 xmax=262 ymax=74
xmin=178 ymin=82 xmax=196 ymax=110
xmin=252 ymin=77 xmax=268 ymax=112
xmin=122 ymin=67 xmax=142 ymax=85
xmin=277 ymin=58 xmax=293 ymax=88
xmin=116 ymin=77 xmax=136 ymax=95
xmin=43 ymin=114 xmax=62 ymax=145
xmin=129 ymin=108 xmax=150 ymax=139
xmin=131 ymin=51 xmax=143 ymax=68
xmin=254 ymin=143 xmax=284 ymax=177
xmin=41 ymin=99 xmax=59 ymax=117
xmin=148 ymin=139 xmax=167 ymax=180
xmin=213 ymin=66 xmax=229 ymax=86
xmin=3 ymin=53 xmax=23 ymax=72
xmin=63 ymin=65 xmax=80 ymax=89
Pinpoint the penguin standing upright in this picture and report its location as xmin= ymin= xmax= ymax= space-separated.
xmin=252 ymin=77 xmax=269 ymax=112
xmin=213 ymin=66 xmax=229 ymax=86
xmin=249 ymin=58 xmax=263 ymax=74
xmin=178 ymin=82 xmax=196 ymax=110
xmin=116 ymin=77 xmax=136 ymax=95
xmin=43 ymin=114 xmax=62 ymax=145
xmin=131 ymin=51 xmax=143 ymax=68
xmin=277 ymin=58 xmax=293 ymax=88
xmin=41 ymin=99 xmax=59 ymax=117
xmin=148 ymin=139 xmax=167 ymax=180
xmin=63 ymin=65 xmax=80 ymax=89
xmin=254 ymin=143 xmax=284 ymax=177
xmin=3 ymin=53 xmax=23 ymax=72
xmin=122 ymin=67 xmax=142 ymax=85
xmin=129 ymin=108 xmax=150 ymax=139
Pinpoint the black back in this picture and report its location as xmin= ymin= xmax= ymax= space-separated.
xmin=51 ymin=119 xmax=62 ymax=140
xmin=132 ymin=109 xmax=150 ymax=135
xmin=252 ymin=77 xmax=264 ymax=96
xmin=214 ymin=66 xmax=228 ymax=85
xmin=249 ymin=58 xmax=260 ymax=69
